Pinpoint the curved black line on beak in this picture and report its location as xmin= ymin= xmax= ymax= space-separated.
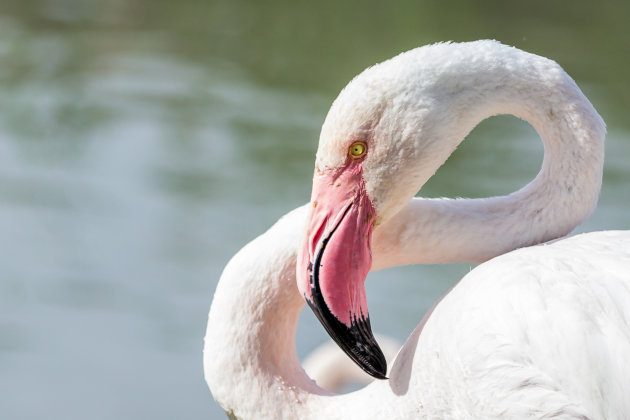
xmin=305 ymin=204 xmax=388 ymax=380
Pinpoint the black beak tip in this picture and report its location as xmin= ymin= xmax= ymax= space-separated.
xmin=306 ymin=298 xmax=389 ymax=380
xmin=352 ymin=346 xmax=388 ymax=379
xmin=346 ymin=322 xmax=389 ymax=380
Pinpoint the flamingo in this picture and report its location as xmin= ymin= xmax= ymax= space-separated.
xmin=204 ymin=40 xmax=630 ymax=419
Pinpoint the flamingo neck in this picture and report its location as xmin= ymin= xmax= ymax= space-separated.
xmin=371 ymin=45 xmax=605 ymax=269
xmin=204 ymin=206 xmax=416 ymax=419
xmin=204 ymin=207 xmax=330 ymax=419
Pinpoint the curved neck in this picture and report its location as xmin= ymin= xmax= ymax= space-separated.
xmin=372 ymin=46 xmax=605 ymax=270
xmin=205 ymin=207 xmax=401 ymax=419
xmin=204 ymin=207 xmax=330 ymax=419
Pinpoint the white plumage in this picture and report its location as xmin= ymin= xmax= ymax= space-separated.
xmin=204 ymin=41 xmax=630 ymax=419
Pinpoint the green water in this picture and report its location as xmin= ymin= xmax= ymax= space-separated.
xmin=0 ymin=1 xmax=628 ymax=419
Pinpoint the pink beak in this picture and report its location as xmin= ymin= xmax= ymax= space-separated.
xmin=297 ymin=160 xmax=387 ymax=379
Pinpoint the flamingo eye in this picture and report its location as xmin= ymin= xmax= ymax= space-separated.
xmin=349 ymin=142 xmax=367 ymax=159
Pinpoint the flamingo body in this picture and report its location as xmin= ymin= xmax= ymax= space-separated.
xmin=399 ymin=230 xmax=630 ymax=419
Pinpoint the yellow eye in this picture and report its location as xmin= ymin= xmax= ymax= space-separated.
xmin=349 ymin=142 xmax=367 ymax=159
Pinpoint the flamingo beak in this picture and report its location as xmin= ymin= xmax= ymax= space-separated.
xmin=297 ymin=161 xmax=387 ymax=379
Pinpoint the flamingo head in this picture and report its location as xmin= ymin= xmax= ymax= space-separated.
xmin=296 ymin=48 xmax=458 ymax=379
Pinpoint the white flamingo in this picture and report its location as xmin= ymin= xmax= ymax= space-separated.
xmin=204 ymin=41 xmax=630 ymax=419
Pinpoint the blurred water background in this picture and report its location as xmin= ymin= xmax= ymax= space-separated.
xmin=0 ymin=1 xmax=628 ymax=418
